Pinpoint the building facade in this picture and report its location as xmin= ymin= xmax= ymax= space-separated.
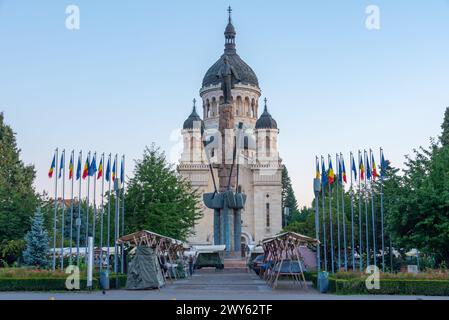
xmin=178 ymin=10 xmax=283 ymax=247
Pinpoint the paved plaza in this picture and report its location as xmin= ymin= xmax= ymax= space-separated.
xmin=1 ymin=269 xmax=448 ymax=300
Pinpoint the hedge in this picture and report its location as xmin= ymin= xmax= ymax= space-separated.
xmin=0 ymin=274 xmax=127 ymax=291
xmin=311 ymin=274 xmax=449 ymax=296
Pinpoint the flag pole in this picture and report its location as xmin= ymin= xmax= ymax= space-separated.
xmin=328 ymin=154 xmax=335 ymax=274
xmin=60 ymin=149 xmax=66 ymax=270
xmin=380 ymin=147 xmax=386 ymax=272
xmin=364 ymin=150 xmax=370 ymax=267
xmin=321 ymin=156 xmax=328 ymax=272
xmin=358 ymin=150 xmax=363 ymax=272
xmin=69 ymin=150 xmax=75 ymax=265
xmin=114 ymin=154 xmax=120 ymax=274
xmin=370 ymin=149 xmax=377 ymax=267
xmin=314 ymin=156 xmax=321 ymax=272
xmin=100 ymin=153 xmax=105 ymax=271
xmin=107 ymin=153 xmax=112 ymax=271
xmin=85 ymin=151 xmax=91 ymax=257
xmin=52 ymin=148 xmax=59 ymax=271
xmin=121 ymin=155 xmax=125 ymax=274
xmin=92 ymin=152 xmax=97 ymax=265
xmin=76 ymin=151 xmax=82 ymax=266
xmin=340 ymin=153 xmax=348 ymax=271
xmin=349 ymin=152 xmax=356 ymax=271
xmin=335 ymin=153 xmax=341 ymax=271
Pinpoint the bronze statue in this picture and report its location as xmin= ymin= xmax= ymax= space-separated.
xmin=217 ymin=55 xmax=240 ymax=104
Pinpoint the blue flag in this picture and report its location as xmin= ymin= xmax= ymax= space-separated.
xmin=366 ymin=153 xmax=372 ymax=181
xmin=89 ymin=154 xmax=97 ymax=176
xmin=76 ymin=154 xmax=82 ymax=180
xmin=351 ymin=155 xmax=357 ymax=181
xmin=105 ymin=157 xmax=111 ymax=182
xmin=120 ymin=158 xmax=124 ymax=184
xmin=321 ymin=159 xmax=328 ymax=186
xmin=58 ymin=152 xmax=64 ymax=179
xmin=381 ymin=151 xmax=387 ymax=178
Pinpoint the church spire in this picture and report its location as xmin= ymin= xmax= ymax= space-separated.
xmin=224 ymin=6 xmax=236 ymax=54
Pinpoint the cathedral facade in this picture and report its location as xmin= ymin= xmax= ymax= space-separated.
xmin=178 ymin=10 xmax=283 ymax=247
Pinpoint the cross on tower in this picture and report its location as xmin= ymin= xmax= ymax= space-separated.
xmin=228 ymin=6 xmax=232 ymax=23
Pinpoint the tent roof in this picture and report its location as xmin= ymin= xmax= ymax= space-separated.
xmin=262 ymin=231 xmax=320 ymax=246
xmin=117 ymin=230 xmax=185 ymax=247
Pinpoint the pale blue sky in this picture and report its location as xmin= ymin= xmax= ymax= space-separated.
xmin=1 ymin=1 xmax=448 ymax=206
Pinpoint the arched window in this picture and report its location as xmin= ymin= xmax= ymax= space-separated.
xmin=266 ymin=203 xmax=270 ymax=227
xmin=211 ymin=148 xmax=215 ymax=158
xmin=265 ymin=136 xmax=270 ymax=157
xmin=190 ymin=136 xmax=194 ymax=161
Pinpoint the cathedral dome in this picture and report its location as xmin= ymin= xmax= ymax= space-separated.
xmin=255 ymin=99 xmax=278 ymax=130
xmin=183 ymin=99 xmax=203 ymax=130
xmin=201 ymin=8 xmax=259 ymax=89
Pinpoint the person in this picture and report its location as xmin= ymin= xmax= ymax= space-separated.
xmin=188 ymin=255 xmax=194 ymax=276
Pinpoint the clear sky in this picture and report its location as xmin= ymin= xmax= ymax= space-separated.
xmin=1 ymin=1 xmax=448 ymax=206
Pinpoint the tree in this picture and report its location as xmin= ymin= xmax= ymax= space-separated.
xmin=281 ymin=166 xmax=299 ymax=225
xmin=440 ymin=106 xmax=449 ymax=147
xmin=124 ymin=144 xmax=202 ymax=241
xmin=23 ymin=208 xmax=50 ymax=268
xmin=0 ymin=113 xmax=39 ymax=242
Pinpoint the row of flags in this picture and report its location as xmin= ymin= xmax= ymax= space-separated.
xmin=48 ymin=152 xmax=124 ymax=183
xmin=316 ymin=149 xmax=387 ymax=186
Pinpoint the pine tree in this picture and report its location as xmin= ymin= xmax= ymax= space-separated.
xmin=23 ymin=208 xmax=50 ymax=268
xmin=440 ymin=106 xmax=449 ymax=147
xmin=0 ymin=112 xmax=39 ymax=242
xmin=281 ymin=166 xmax=299 ymax=225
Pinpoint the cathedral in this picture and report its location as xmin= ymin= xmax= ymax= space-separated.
xmin=178 ymin=9 xmax=283 ymax=248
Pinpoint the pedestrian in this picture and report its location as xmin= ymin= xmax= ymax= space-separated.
xmin=188 ymin=255 xmax=194 ymax=276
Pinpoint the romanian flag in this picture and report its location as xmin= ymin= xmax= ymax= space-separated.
xmin=97 ymin=158 xmax=103 ymax=180
xmin=315 ymin=159 xmax=320 ymax=179
xmin=82 ymin=157 xmax=89 ymax=179
xmin=112 ymin=158 xmax=116 ymax=181
xmin=105 ymin=157 xmax=111 ymax=182
xmin=341 ymin=157 xmax=347 ymax=184
xmin=351 ymin=154 xmax=357 ymax=181
xmin=321 ymin=159 xmax=327 ymax=186
xmin=328 ymin=158 xmax=335 ymax=185
xmin=372 ymin=153 xmax=378 ymax=181
xmin=69 ymin=153 xmax=74 ymax=180
xmin=48 ymin=155 xmax=56 ymax=178
xmin=359 ymin=156 xmax=365 ymax=181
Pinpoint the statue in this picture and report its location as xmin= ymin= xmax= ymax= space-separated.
xmin=217 ymin=55 xmax=240 ymax=104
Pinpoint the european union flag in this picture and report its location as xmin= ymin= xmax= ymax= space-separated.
xmin=76 ymin=154 xmax=82 ymax=180
xmin=89 ymin=154 xmax=97 ymax=177
xmin=321 ymin=159 xmax=328 ymax=186
xmin=105 ymin=157 xmax=111 ymax=182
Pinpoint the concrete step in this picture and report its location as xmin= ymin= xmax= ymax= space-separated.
xmin=224 ymin=258 xmax=247 ymax=270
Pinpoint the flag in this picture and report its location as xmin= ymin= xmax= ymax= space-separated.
xmin=120 ymin=158 xmax=124 ymax=184
xmin=112 ymin=158 xmax=116 ymax=181
xmin=328 ymin=158 xmax=335 ymax=185
xmin=88 ymin=155 xmax=97 ymax=177
xmin=321 ymin=158 xmax=327 ymax=186
xmin=372 ymin=153 xmax=378 ymax=180
xmin=76 ymin=154 xmax=82 ymax=180
xmin=359 ymin=156 xmax=365 ymax=181
xmin=341 ymin=157 xmax=347 ymax=183
xmin=97 ymin=158 xmax=103 ymax=180
xmin=105 ymin=157 xmax=111 ymax=182
xmin=366 ymin=154 xmax=372 ymax=181
xmin=338 ymin=157 xmax=343 ymax=183
xmin=48 ymin=155 xmax=56 ymax=178
xmin=351 ymin=155 xmax=357 ymax=181
xmin=315 ymin=159 xmax=320 ymax=179
xmin=58 ymin=152 xmax=64 ymax=179
xmin=82 ymin=157 xmax=89 ymax=179
xmin=381 ymin=151 xmax=387 ymax=178
xmin=69 ymin=153 xmax=74 ymax=180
